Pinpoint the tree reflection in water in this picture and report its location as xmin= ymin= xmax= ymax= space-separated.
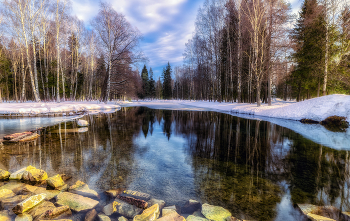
xmin=0 ymin=107 xmax=350 ymax=221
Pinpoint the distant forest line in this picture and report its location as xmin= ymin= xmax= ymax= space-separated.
xmin=0 ymin=0 xmax=349 ymax=106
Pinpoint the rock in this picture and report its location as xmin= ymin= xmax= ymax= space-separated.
xmin=69 ymin=180 xmax=99 ymax=198
xmin=16 ymin=133 xmax=40 ymax=142
xmin=60 ymin=174 xmax=72 ymax=182
xmin=33 ymin=187 xmax=60 ymax=201
xmin=201 ymin=204 xmax=231 ymax=221
xmin=15 ymin=213 xmax=33 ymax=221
xmin=0 ymin=189 xmax=15 ymax=199
xmin=9 ymin=167 xmax=30 ymax=180
xmin=56 ymin=192 xmax=99 ymax=213
xmin=26 ymin=200 xmax=56 ymax=219
xmin=0 ymin=182 xmax=26 ymax=194
xmin=133 ymin=204 xmax=160 ymax=221
xmin=187 ymin=215 xmax=209 ymax=221
xmin=103 ymin=198 xmax=142 ymax=218
xmin=4 ymin=132 xmax=32 ymax=140
xmin=56 ymin=184 xmax=69 ymax=192
xmin=225 ymin=216 xmax=242 ymax=221
xmin=22 ymin=167 xmax=48 ymax=182
xmin=47 ymin=175 xmax=65 ymax=188
xmin=307 ymin=213 xmax=336 ymax=221
xmin=85 ymin=209 xmax=97 ymax=221
xmin=162 ymin=208 xmax=177 ymax=217
xmin=181 ymin=199 xmax=201 ymax=214
xmin=117 ymin=194 xmax=148 ymax=209
xmin=98 ymin=213 xmax=111 ymax=221
xmin=148 ymin=199 xmax=165 ymax=210
xmin=119 ymin=216 xmax=129 ymax=221
xmin=77 ymin=120 xmax=89 ymax=127
xmin=192 ymin=210 xmax=206 ymax=218
xmin=120 ymin=190 xmax=151 ymax=201
xmin=13 ymin=193 xmax=47 ymax=214
xmin=157 ymin=211 xmax=185 ymax=221
xmin=0 ymin=169 xmax=11 ymax=180
xmin=0 ymin=210 xmax=11 ymax=221
xmin=35 ymin=205 xmax=72 ymax=220
xmin=105 ymin=189 xmax=124 ymax=198
xmin=1 ymin=195 xmax=31 ymax=210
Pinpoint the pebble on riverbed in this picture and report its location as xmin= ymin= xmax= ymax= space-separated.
xmin=0 ymin=166 xmax=270 ymax=221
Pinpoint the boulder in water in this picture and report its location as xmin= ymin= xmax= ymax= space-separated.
xmin=47 ymin=174 xmax=65 ymax=188
xmin=201 ymin=204 xmax=231 ymax=221
xmin=12 ymin=193 xmax=47 ymax=214
xmin=133 ymin=203 xmax=160 ymax=221
xmin=56 ymin=192 xmax=99 ymax=213
xmin=0 ymin=169 xmax=11 ymax=180
xmin=69 ymin=180 xmax=99 ymax=198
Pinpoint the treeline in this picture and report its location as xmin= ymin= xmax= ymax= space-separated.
xmin=0 ymin=0 xmax=144 ymax=103
xmin=172 ymin=0 xmax=350 ymax=105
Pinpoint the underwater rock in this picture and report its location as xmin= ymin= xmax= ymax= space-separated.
xmin=162 ymin=206 xmax=177 ymax=217
xmin=84 ymin=209 xmax=97 ymax=221
xmin=0 ymin=189 xmax=15 ymax=199
xmin=117 ymin=194 xmax=148 ymax=209
xmin=98 ymin=213 xmax=111 ymax=221
xmin=47 ymin=174 xmax=65 ymax=188
xmin=0 ymin=210 xmax=11 ymax=221
xmin=157 ymin=211 xmax=185 ymax=221
xmin=26 ymin=200 xmax=56 ymax=219
xmin=35 ymin=205 xmax=72 ymax=220
xmin=201 ymin=204 xmax=231 ymax=221
xmin=105 ymin=189 xmax=124 ymax=198
xmin=9 ymin=167 xmax=30 ymax=180
xmin=119 ymin=216 xmax=128 ymax=221
xmin=15 ymin=213 xmax=33 ymax=221
xmin=0 ymin=182 xmax=26 ymax=194
xmin=133 ymin=203 xmax=160 ymax=221
xmin=148 ymin=199 xmax=165 ymax=211
xmin=0 ymin=169 xmax=11 ymax=180
xmin=103 ymin=198 xmax=142 ymax=218
xmin=22 ymin=167 xmax=48 ymax=182
xmin=56 ymin=192 xmax=99 ymax=213
xmin=12 ymin=193 xmax=47 ymax=214
xmin=181 ymin=199 xmax=201 ymax=214
xmin=120 ymin=190 xmax=151 ymax=201
xmin=192 ymin=210 xmax=206 ymax=218
xmin=77 ymin=120 xmax=89 ymax=127
xmin=0 ymin=195 xmax=30 ymax=210
xmin=187 ymin=215 xmax=209 ymax=221
xmin=3 ymin=132 xmax=32 ymax=140
xmin=69 ymin=180 xmax=99 ymax=198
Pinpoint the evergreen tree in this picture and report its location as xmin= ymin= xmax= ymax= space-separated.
xmin=149 ymin=68 xmax=156 ymax=99
xmin=140 ymin=64 xmax=149 ymax=99
xmin=155 ymin=77 xmax=163 ymax=99
xmin=290 ymin=0 xmax=326 ymax=100
xmin=162 ymin=62 xmax=172 ymax=99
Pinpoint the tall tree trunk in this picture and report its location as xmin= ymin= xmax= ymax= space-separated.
xmin=237 ymin=3 xmax=242 ymax=103
xmin=323 ymin=0 xmax=329 ymax=96
xmin=56 ymin=0 xmax=60 ymax=103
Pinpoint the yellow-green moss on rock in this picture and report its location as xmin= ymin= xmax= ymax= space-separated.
xmin=47 ymin=174 xmax=65 ymax=188
xmin=201 ymin=204 xmax=231 ymax=221
xmin=0 ymin=169 xmax=11 ymax=180
xmin=133 ymin=203 xmax=160 ymax=221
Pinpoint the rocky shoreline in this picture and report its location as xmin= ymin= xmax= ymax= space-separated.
xmin=0 ymin=166 xmax=239 ymax=221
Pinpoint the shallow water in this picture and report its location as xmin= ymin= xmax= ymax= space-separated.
xmin=1 ymin=107 xmax=349 ymax=221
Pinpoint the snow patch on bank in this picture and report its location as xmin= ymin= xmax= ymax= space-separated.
xmin=0 ymin=101 xmax=120 ymax=115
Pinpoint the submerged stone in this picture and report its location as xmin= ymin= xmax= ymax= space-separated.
xmin=85 ymin=209 xmax=97 ymax=221
xmin=0 ymin=169 xmax=11 ymax=180
xmin=0 ymin=182 xmax=26 ymax=194
xmin=201 ymin=204 xmax=231 ymax=221
xmin=47 ymin=174 xmax=65 ymax=188
xmin=22 ymin=167 xmax=48 ymax=182
xmin=0 ymin=210 xmax=11 ymax=221
xmin=148 ymin=199 xmax=165 ymax=210
xmin=0 ymin=195 xmax=31 ymax=210
xmin=56 ymin=192 xmax=99 ymax=213
xmin=181 ymin=199 xmax=201 ymax=214
xmin=187 ymin=215 xmax=209 ymax=221
xmin=26 ymin=200 xmax=56 ymax=219
xmin=103 ymin=198 xmax=142 ymax=218
xmin=69 ymin=180 xmax=98 ymax=198
xmin=119 ymin=216 xmax=129 ymax=221
xmin=98 ymin=213 xmax=111 ymax=221
xmin=157 ymin=211 xmax=185 ymax=221
xmin=13 ymin=193 xmax=47 ymax=214
xmin=133 ymin=203 xmax=160 ymax=221
xmin=35 ymin=205 xmax=72 ymax=220
xmin=105 ymin=189 xmax=124 ymax=198
xmin=15 ymin=213 xmax=33 ymax=221
xmin=9 ymin=167 xmax=29 ymax=180
xmin=0 ymin=189 xmax=15 ymax=199
xmin=77 ymin=120 xmax=89 ymax=127
xmin=307 ymin=213 xmax=335 ymax=221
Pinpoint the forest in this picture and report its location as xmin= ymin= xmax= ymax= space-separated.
xmin=0 ymin=0 xmax=349 ymax=105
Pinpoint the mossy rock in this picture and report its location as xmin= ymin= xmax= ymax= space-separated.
xmin=0 ymin=169 xmax=11 ymax=180
xmin=201 ymin=204 xmax=231 ymax=221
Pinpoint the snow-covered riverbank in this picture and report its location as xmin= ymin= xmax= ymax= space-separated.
xmin=121 ymin=94 xmax=350 ymax=123
xmin=0 ymin=101 xmax=120 ymax=115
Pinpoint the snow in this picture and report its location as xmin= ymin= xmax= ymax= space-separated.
xmin=0 ymin=101 xmax=120 ymax=115
xmin=120 ymin=94 xmax=350 ymax=123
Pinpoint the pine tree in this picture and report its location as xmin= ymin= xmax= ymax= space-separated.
xmin=140 ymin=65 xmax=149 ymax=99
xmin=290 ymin=0 xmax=326 ymax=100
xmin=162 ymin=62 xmax=172 ymax=99
xmin=149 ymin=68 xmax=156 ymax=99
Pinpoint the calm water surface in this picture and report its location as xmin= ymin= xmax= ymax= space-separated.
xmin=1 ymin=107 xmax=349 ymax=221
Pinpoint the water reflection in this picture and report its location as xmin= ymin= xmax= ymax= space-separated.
xmin=0 ymin=107 xmax=350 ymax=221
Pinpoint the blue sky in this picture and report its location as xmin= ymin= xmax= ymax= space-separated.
xmin=72 ymin=0 xmax=302 ymax=79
